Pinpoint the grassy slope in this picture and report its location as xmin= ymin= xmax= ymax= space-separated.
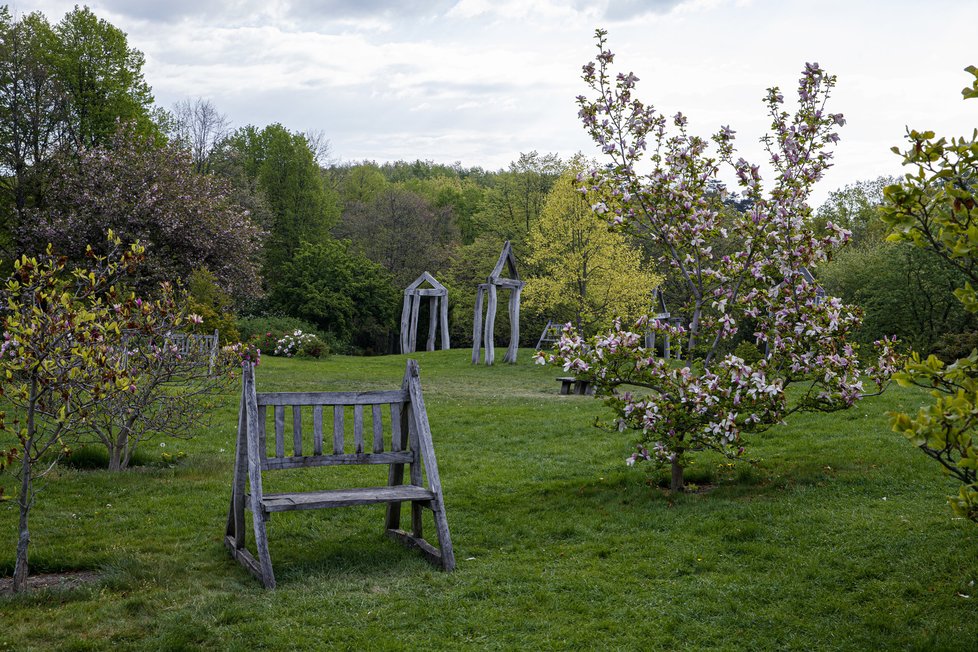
xmin=0 ymin=349 xmax=976 ymax=651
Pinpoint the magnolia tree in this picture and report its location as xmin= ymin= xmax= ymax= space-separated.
xmin=0 ymin=234 xmax=142 ymax=592
xmin=80 ymin=282 xmax=235 ymax=471
xmin=883 ymin=66 xmax=978 ymax=523
xmin=537 ymin=30 xmax=899 ymax=491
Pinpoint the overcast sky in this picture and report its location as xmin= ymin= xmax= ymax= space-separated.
xmin=12 ymin=0 xmax=978 ymax=205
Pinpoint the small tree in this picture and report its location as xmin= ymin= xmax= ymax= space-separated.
xmin=81 ymin=281 xmax=234 ymax=471
xmin=0 ymin=233 xmax=143 ymax=592
xmin=523 ymin=165 xmax=661 ymax=335
xmin=538 ymin=30 xmax=898 ymax=491
xmin=882 ymin=66 xmax=978 ymax=523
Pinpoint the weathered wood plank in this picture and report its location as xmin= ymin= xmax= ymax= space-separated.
xmin=242 ymin=364 xmax=276 ymax=588
xmin=406 ymin=361 xmax=456 ymax=570
xmin=413 ymin=288 xmax=445 ymax=297
xmin=312 ymin=406 xmax=323 ymax=455
xmin=399 ymin=293 xmax=412 ymax=354
xmin=372 ymin=404 xmax=384 ymax=453
xmin=385 ymin=401 xmax=407 ymax=530
xmin=274 ymin=405 xmax=285 ymax=458
xmin=257 ymin=390 xmax=408 ymax=406
xmin=259 ymin=485 xmax=435 ymax=512
xmin=472 ymin=285 xmax=484 ymax=364
xmin=257 ymin=405 xmax=267 ymax=466
xmin=333 ymin=405 xmax=344 ymax=454
xmin=408 ymin=292 xmax=421 ymax=355
xmin=440 ymin=290 xmax=451 ymax=350
xmin=484 ymin=284 xmax=497 ymax=365
xmin=426 ymin=296 xmax=438 ymax=351
xmin=390 ymin=403 xmax=403 ymax=453
xmin=494 ymin=278 xmax=523 ymax=289
xmin=263 ymin=451 xmax=413 ymax=470
xmin=353 ymin=404 xmax=364 ymax=454
xmin=504 ymin=285 xmax=521 ymax=364
xmin=386 ymin=529 xmax=442 ymax=567
xmin=292 ymin=405 xmax=302 ymax=456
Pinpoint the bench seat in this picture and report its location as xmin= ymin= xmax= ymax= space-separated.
xmin=252 ymin=485 xmax=436 ymax=513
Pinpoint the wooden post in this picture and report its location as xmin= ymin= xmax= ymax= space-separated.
xmin=504 ymin=286 xmax=521 ymax=364
xmin=484 ymin=284 xmax=497 ymax=366
xmin=440 ymin=291 xmax=450 ymax=351
xmin=243 ymin=365 xmax=276 ymax=588
xmin=399 ymin=293 xmax=412 ymax=354
xmin=408 ymin=293 xmax=421 ymax=354
xmin=426 ymin=296 xmax=438 ymax=352
xmin=472 ymin=285 xmax=485 ymax=364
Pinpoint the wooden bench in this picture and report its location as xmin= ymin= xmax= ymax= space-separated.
xmin=557 ymin=376 xmax=594 ymax=395
xmin=225 ymin=359 xmax=455 ymax=588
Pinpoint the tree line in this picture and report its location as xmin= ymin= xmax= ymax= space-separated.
xmin=0 ymin=6 xmax=658 ymax=355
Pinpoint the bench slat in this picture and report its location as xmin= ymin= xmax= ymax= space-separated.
xmin=262 ymin=451 xmax=413 ymax=471
xmin=333 ymin=405 xmax=344 ymax=454
xmin=390 ymin=403 xmax=402 ymax=452
xmin=257 ymin=485 xmax=435 ymax=512
xmin=292 ymin=405 xmax=302 ymax=456
xmin=354 ymin=405 xmax=364 ymax=454
xmin=274 ymin=406 xmax=285 ymax=458
xmin=312 ymin=406 xmax=323 ymax=455
xmin=372 ymin=404 xmax=384 ymax=453
xmin=256 ymin=390 xmax=409 ymax=406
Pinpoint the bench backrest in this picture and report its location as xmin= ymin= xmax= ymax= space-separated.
xmin=239 ymin=360 xmax=442 ymax=499
xmin=252 ymin=389 xmax=416 ymax=472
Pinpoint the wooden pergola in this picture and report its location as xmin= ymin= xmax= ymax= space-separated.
xmin=400 ymin=272 xmax=450 ymax=354
xmin=472 ymin=241 xmax=524 ymax=365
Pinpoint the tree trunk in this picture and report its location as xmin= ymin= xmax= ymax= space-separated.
xmin=108 ymin=445 xmax=123 ymax=472
xmin=13 ymin=445 xmax=32 ymax=592
xmin=670 ymin=458 xmax=685 ymax=492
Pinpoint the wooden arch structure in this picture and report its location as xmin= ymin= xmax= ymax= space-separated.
xmin=400 ymin=272 xmax=450 ymax=354
xmin=472 ymin=241 xmax=524 ymax=365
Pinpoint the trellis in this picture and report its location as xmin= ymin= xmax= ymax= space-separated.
xmin=400 ymin=272 xmax=450 ymax=354
xmin=472 ymin=241 xmax=524 ymax=365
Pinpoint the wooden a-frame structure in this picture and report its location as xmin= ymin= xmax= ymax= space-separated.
xmin=225 ymin=360 xmax=455 ymax=588
xmin=400 ymin=272 xmax=450 ymax=354
xmin=472 ymin=241 xmax=524 ymax=365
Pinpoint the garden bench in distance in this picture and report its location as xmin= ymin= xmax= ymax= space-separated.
xmin=225 ymin=359 xmax=455 ymax=588
xmin=556 ymin=376 xmax=594 ymax=395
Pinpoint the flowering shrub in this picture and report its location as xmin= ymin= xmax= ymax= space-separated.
xmin=273 ymin=330 xmax=328 ymax=359
xmin=224 ymin=341 xmax=261 ymax=367
xmin=537 ymin=30 xmax=900 ymax=491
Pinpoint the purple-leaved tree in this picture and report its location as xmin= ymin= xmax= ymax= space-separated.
xmin=537 ymin=29 xmax=899 ymax=491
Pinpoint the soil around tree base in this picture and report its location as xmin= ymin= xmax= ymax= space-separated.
xmin=0 ymin=570 xmax=100 ymax=596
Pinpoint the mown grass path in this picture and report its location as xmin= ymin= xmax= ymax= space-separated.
xmin=1 ymin=349 xmax=976 ymax=650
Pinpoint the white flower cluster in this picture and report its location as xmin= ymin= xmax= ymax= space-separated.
xmin=274 ymin=330 xmax=317 ymax=357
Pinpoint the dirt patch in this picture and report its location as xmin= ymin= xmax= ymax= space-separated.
xmin=0 ymin=570 xmax=100 ymax=596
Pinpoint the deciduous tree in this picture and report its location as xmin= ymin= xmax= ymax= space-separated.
xmin=538 ymin=30 xmax=897 ymax=491
xmin=0 ymin=234 xmax=143 ymax=592
xmin=19 ymin=123 xmax=263 ymax=299
xmin=883 ymin=65 xmax=978 ymax=523
xmin=523 ymin=167 xmax=661 ymax=335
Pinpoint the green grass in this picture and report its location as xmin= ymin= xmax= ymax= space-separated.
xmin=1 ymin=349 xmax=976 ymax=651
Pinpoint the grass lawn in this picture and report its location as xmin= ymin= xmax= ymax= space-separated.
xmin=1 ymin=348 xmax=976 ymax=651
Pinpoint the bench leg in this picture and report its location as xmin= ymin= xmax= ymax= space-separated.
xmin=250 ymin=496 xmax=276 ymax=589
xmin=560 ymin=381 xmax=573 ymax=395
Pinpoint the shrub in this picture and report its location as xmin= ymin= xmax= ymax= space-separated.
xmin=273 ymin=330 xmax=329 ymax=359
xmin=236 ymin=315 xmax=325 ymax=342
